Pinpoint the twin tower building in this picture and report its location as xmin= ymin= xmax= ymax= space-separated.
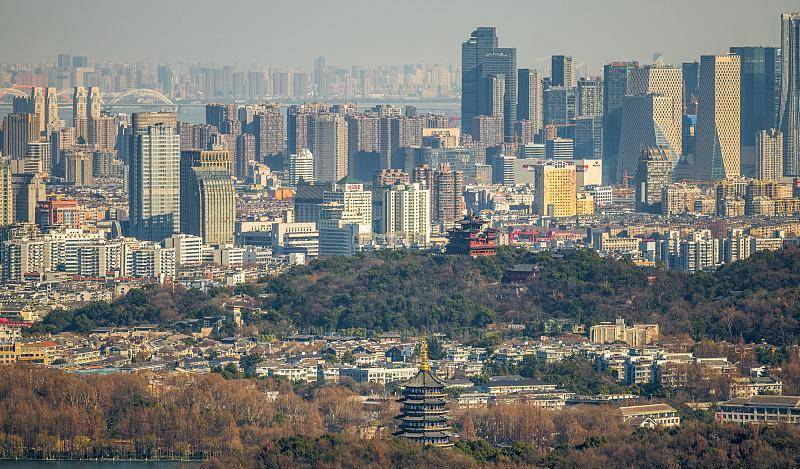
xmin=127 ymin=112 xmax=235 ymax=245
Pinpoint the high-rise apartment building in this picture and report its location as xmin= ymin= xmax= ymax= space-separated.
xmin=89 ymin=115 xmax=117 ymax=152
xmin=205 ymin=103 xmax=238 ymax=134
xmin=64 ymin=151 xmax=93 ymax=186
xmin=756 ymin=129 xmax=784 ymax=180
xmin=779 ymin=13 xmax=800 ymax=176
xmin=0 ymin=164 xmax=12 ymax=226
xmin=471 ymin=115 xmax=504 ymax=148
xmin=11 ymin=173 xmax=46 ymax=223
xmin=309 ymin=113 xmax=348 ymax=182
xmin=129 ymin=112 xmax=180 ymax=241
xmin=382 ymin=182 xmax=431 ymax=246
xmin=517 ymin=69 xmax=543 ymax=137
xmin=72 ymin=87 xmax=88 ymax=143
xmin=730 ymin=47 xmax=781 ymax=148
xmin=551 ymin=55 xmax=575 ymax=88
xmin=696 ymin=55 xmax=742 ymax=180
xmin=234 ymin=133 xmax=256 ymax=180
xmin=533 ymin=160 xmax=577 ymax=218
xmin=252 ymin=104 xmax=284 ymax=160
xmin=287 ymin=149 xmax=315 ymax=187
xmin=413 ymin=164 xmax=464 ymax=226
xmin=602 ymin=61 xmax=640 ymax=184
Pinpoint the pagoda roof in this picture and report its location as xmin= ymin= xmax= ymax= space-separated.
xmin=402 ymin=369 xmax=446 ymax=389
xmin=398 ymin=415 xmax=451 ymax=422
xmin=399 ymin=398 xmax=448 ymax=405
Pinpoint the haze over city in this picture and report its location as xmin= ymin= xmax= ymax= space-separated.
xmin=0 ymin=2 xmax=799 ymax=468
xmin=2 ymin=0 xmax=797 ymax=71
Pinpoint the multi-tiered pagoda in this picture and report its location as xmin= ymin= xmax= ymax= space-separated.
xmin=445 ymin=214 xmax=498 ymax=257
xmin=395 ymin=340 xmax=455 ymax=447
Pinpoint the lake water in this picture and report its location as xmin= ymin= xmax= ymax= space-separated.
xmin=0 ymin=462 xmax=200 ymax=468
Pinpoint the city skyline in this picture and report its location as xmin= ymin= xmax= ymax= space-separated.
xmin=2 ymin=1 xmax=797 ymax=73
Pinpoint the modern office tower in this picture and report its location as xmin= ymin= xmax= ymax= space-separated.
xmin=461 ymin=26 xmax=499 ymax=137
xmin=629 ymin=65 xmax=683 ymax=142
xmin=179 ymin=149 xmax=232 ymax=239
xmin=322 ymin=181 xmax=372 ymax=225
xmin=44 ymin=87 xmax=58 ymax=133
xmin=574 ymin=116 xmax=603 ymax=159
xmin=0 ymin=164 xmax=12 ymax=226
xmin=518 ymin=69 xmax=543 ymax=136
xmin=682 ymin=62 xmax=700 ymax=115
xmin=618 ymin=94 xmax=681 ymax=181
xmin=72 ymin=56 xmax=88 ymax=68
xmin=533 ymin=160 xmax=577 ymax=218
xmin=11 ymin=173 xmax=46 ymax=223
xmin=478 ymin=49 xmax=517 ymax=140
xmin=696 ymin=55 xmax=742 ymax=180
xmin=471 ymin=115 xmax=504 ymax=147
xmin=382 ymin=182 xmax=431 ymax=246
xmin=252 ymin=104 xmax=284 ymax=160
xmin=72 ymin=87 xmax=89 ymax=142
xmin=635 ymin=146 xmax=673 ymax=213
xmin=577 ymin=77 xmax=604 ymax=117
xmin=25 ymin=142 xmax=50 ymax=174
xmin=780 ymin=12 xmax=800 ymax=176
xmin=205 ymin=103 xmax=238 ymax=134
xmin=64 ymin=151 xmax=93 ymax=186
xmin=234 ymin=133 xmax=256 ymax=179
xmin=545 ymin=137 xmax=574 ymax=160
xmin=602 ymin=61 xmax=640 ymax=184
xmin=309 ymin=113 xmax=348 ymax=182
xmin=544 ymin=86 xmax=577 ymax=128
xmin=491 ymin=154 xmax=516 ymax=185
xmin=756 ymin=129 xmax=784 ymax=180
xmin=129 ymin=114 xmax=180 ymax=242
xmin=729 ymin=47 xmax=781 ymax=148
xmin=88 ymin=115 xmax=116 ymax=152
xmin=180 ymin=167 xmax=236 ymax=246
xmin=294 ymin=180 xmax=333 ymax=223
xmin=287 ymin=149 xmax=315 ymax=187
xmin=682 ymin=115 xmax=697 ymax=156
xmin=515 ymin=120 xmax=536 ymax=145
xmin=551 ymin=55 xmax=575 ymax=88
xmin=2 ymin=113 xmax=37 ymax=159
xmin=413 ymin=164 xmax=464 ymax=226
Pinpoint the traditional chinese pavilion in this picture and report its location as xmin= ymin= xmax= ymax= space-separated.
xmin=445 ymin=214 xmax=498 ymax=257
xmin=395 ymin=340 xmax=455 ymax=447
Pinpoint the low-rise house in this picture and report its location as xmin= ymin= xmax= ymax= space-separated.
xmin=338 ymin=365 xmax=417 ymax=385
xmin=729 ymin=375 xmax=783 ymax=399
xmin=618 ymin=403 xmax=680 ymax=428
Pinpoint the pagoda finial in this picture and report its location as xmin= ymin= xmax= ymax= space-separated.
xmin=419 ymin=337 xmax=430 ymax=371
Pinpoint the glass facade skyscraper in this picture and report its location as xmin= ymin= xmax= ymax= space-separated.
xmin=730 ymin=46 xmax=781 ymax=148
xmin=602 ymin=61 xmax=639 ymax=184
xmin=779 ymin=13 xmax=800 ymax=176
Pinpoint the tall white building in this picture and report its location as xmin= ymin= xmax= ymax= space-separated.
xmin=318 ymin=182 xmax=373 ymax=258
xmin=756 ymin=129 xmax=783 ymax=181
xmin=164 ymin=233 xmax=203 ymax=269
xmin=129 ymin=113 xmax=180 ymax=242
xmin=287 ymin=148 xmax=315 ymax=187
xmin=696 ymin=55 xmax=741 ymax=180
xmin=382 ymin=183 xmax=431 ymax=247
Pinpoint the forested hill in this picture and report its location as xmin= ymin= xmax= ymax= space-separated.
xmin=262 ymin=246 xmax=800 ymax=345
xmin=28 ymin=246 xmax=800 ymax=346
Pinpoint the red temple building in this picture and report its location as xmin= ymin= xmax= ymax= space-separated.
xmin=445 ymin=214 xmax=498 ymax=257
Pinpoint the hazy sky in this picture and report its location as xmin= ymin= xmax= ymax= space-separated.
xmin=1 ymin=0 xmax=796 ymax=73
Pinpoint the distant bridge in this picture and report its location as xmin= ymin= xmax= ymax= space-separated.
xmin=0 ymin=87 xmax=176 ymax=110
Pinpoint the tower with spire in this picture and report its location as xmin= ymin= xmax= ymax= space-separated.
xmin=395 ymin=339 xmax=456 ymax=446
